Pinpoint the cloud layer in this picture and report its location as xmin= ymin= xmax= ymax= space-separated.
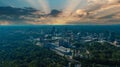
xmin=0 ymin=0 xmax=120 ymax=25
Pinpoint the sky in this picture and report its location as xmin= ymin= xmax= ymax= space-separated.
xmin=0 ymin=0 xmax=120 ymax=25
xmin=0 ymin=0 xmax=89 ymax=12
xmin=0 ymin=0 xmax=68 ymax=10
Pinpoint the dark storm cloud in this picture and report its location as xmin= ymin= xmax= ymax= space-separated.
xmin=0 ymin=6 xmax=39 ymax=24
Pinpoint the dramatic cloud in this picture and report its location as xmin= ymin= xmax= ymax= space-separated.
xmin=76 ymin=9 xmax=87 ymax=16
xmin=0 ymin=0 xmax=120 ymax=25
xmin=87 ymin=0 xmax=120 ymax=5
xmin=93 ymin=4 xmax=120 ymax=18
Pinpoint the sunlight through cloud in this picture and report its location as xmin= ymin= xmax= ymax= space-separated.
xmin=62 ymin=0 xmax=81 ymax=16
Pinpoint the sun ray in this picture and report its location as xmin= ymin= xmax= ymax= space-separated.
xmin=62 ymin=0 xmax=81 ymax=16
xmin=26 ymin=0 xmax=39 ymax=9
xmin=38 ymin=0 xmax=50 ymax=14
xmin=26 ymin=0 xmax=50 ymax=14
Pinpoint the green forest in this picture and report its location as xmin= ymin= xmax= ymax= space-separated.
xmin=73 ymin=42 xmax=120 ymax=67
xmin=0 ymin=41 xmax=68 ymax=67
